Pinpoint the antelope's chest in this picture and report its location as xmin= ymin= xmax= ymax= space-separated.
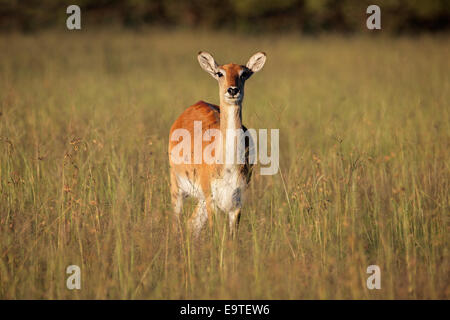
xmin=211 ymin=166 xmax=247 ymax=212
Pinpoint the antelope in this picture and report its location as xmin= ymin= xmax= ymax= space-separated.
xmin=168 ymin=51 xmax=266 ymax=237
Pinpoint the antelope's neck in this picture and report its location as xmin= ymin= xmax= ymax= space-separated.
xmin=220 ymin=102 xmax=242 ymax=167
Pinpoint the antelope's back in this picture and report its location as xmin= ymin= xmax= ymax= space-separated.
xmin=168 ymin=100 xmax=253 ymax=184
xmin=168 ymin=101 xmax=220 ymax=163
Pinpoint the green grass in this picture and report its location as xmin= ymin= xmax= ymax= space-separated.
xmin=0 ymin=29 xmax=448 ymax=299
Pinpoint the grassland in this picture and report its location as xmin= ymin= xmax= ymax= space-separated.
xmin=0 ymin=29 xmax=448 ymax=299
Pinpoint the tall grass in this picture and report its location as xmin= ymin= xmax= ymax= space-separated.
xmin=0 ymin=29 xmax=448 ymax=299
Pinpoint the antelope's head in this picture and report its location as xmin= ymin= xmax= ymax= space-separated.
xmin=197 ymin=51 xmax=266 ymax=106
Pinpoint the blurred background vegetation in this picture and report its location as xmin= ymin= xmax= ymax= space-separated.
xmin=1 ymin=0 xmax=449 ymax=301
xmin=1 ymin=0 xmax=449 ymax=33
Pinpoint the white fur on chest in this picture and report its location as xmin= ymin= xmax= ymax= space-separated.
xmin=211 ymin=166 xmax=247 ymax=212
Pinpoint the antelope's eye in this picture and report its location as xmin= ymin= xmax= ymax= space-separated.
xmin=216 ymin=72 xmax=223 ymax=78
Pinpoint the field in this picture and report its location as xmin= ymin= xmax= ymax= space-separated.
xmin=0 ymin=29 xmax=448 ymax=299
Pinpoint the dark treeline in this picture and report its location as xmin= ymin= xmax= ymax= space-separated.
xmin=1 ymin=0 xmax=449 ymax=33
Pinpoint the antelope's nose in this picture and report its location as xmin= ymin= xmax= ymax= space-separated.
xmin=227 ymin=87 xmax=240 ymax=96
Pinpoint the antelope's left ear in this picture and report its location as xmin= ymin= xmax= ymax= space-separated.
xmin=246 ymin=52 xmax=266 ymax=73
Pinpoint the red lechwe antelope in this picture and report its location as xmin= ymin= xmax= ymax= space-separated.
xmin=168 ymin=51 xmax=266 ymax=237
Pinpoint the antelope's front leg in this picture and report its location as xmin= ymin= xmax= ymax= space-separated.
xmin=228 ymin=209 xmax=241 ymax=238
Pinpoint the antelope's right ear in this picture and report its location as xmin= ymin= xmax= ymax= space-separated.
xmin=246 ymin=52 xmax=266 ymax=73
xmin=197 ymin=51 xmax=219 ymax=79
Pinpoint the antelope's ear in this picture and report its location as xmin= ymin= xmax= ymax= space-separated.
xmin=197 ymin=51 xmax=219 ymax=79
xmin=246 ymin=52 xmax=266 ymax=73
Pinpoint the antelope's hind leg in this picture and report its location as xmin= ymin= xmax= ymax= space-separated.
xmin=170 ymin=170 xmax=184 ymax=225
xmin=188 ymin=199 xmax=209 ymax=237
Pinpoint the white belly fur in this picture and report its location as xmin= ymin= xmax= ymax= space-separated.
xmin=177 ymin=167 xmax=247 ymax=213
